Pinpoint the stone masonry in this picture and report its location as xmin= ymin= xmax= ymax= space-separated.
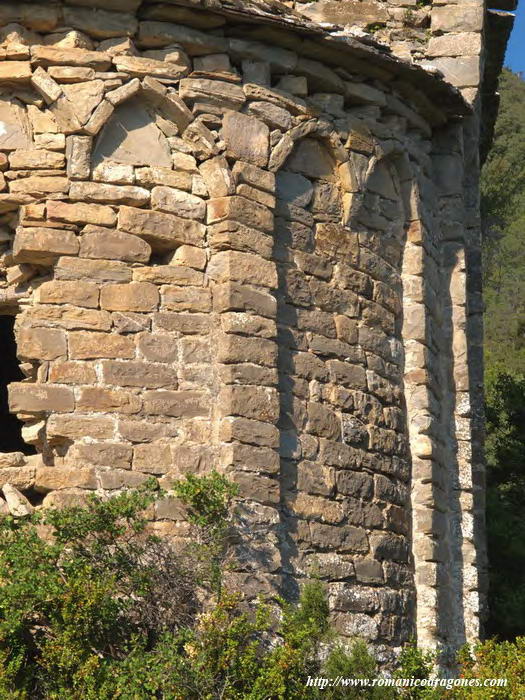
xmin=0 ymin=0 xmax=512 ymax=664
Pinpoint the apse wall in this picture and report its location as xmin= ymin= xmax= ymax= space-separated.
xmin=0 ymin=0 xmax=486 ymax=661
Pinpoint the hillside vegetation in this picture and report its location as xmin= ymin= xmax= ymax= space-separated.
xmin=482 ymin=69 xmax=525 ymax=373
xmin=481 ymin=69 xmax=525 ymax=639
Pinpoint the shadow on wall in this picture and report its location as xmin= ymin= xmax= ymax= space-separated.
xmin=0 ymin=315 xmax=35 ymax=455
xmin=273 ymin=133 xmax=416 ymax=651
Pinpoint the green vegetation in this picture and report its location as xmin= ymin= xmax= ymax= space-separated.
xmin=0 ymin=473 xmax=525 ymax=697
xmin=455 ymin=638 xmax=525 ymax=699
xmin=485 ymin=370 xmax=525 ymax=639
xmin=482 ymin=69 xmax=525 ymax=374
xmin=0 ymin=473 xmax=389 ymax=699
xmin=481 ymin=69 xmax=525 ymax=642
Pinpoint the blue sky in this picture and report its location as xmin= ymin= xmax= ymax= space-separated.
xmin=505 ymin=0 xmax=525 ymax=73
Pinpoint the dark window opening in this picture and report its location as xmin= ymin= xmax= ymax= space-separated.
xmin=0 ymin=315 xmax=36 ymax=455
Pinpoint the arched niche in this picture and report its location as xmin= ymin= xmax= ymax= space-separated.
xmin=92 ymin=96 xmax=172 ymax=169
xmin=68 ymin=77 xmax=196 ymax=179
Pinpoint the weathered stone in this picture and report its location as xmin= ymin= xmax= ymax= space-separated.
xmin=68 ymin=441 xmax=133 ymax=470
xmin=83 ymin=99 xmax=115 ymax=135
xmin=428 ymin=56 xmax=481 ymax=88
xmin=118 ymin=206 xmax=206 ymax=250
xmin=154 ymin=312 xmax=210 ymax=334
xmin=208 ymin=250 xmax=277 ymax=288
xmin=135 ymin=166 xmax=192 ymax=191
xmin=92 ymin=161 xmax=134 ymax=185
xmin=66 ymin=135 xmax=92 ymax=179
xmin=70 ymin=181 xmax=149 ymax=206
xmin=138 ymin=21 xmax=228 ymax=55
xmin=217 ymin=333 xmax=276 ymax=367
xmin=431 ymin=6 xmax=483 ymax=33
xmin=245 ymin=101 xmax=292 ymax=131
xmin=56 ymin=256 xmax=131 ymax=283
xmin=144 ymin=79 xmax=194 ymax=133
xmin=35 ymin=133 xmax=65 ymax=150
xmin=32 ymin=45 xmax=111 ymax=70
xmin=17 ymin=326 xmax=67 ymax=360
xmin=35 ymin=467 xmax=97 ymax=492
xmin=243 ymin=84 xmax=307 ymax=115
xmin=9 ymin=383 xmax=75 ymax=414
xmin=10 ymin=176 xmax=70 ymax=194
xmin=180 ymin=78 xmax=245 ymax=110
xmin=236 ymin=184 xmax=275 ymax=208
xmin=101 ymin=360 xmax=177 ymax=389
xmin=143 ymin=390 xmax=208 ymax=417
xmin=276 ymin=171 xmax=313 ymax=207
xmin=47 ymin=200 xmax=116 ymax=227
xmin=287 ymin=138 xmax=337 ymax=181
xmin=0 ymin=467 xmax=35 ymax=491
xmin=170 ymin=245 xmax=207 ymax=270
xmin=302 ymin=521 xmax=368 ymax=553
xmin=137 ymin=333 xmax=178 ymax=363
xmin=9 ymin=149 xmax=64 ymax=170
xmin=114 ymin=54 xmax=190 ymax=79
xmin=199 ymin=156 xmax=235 ymax=198
xmin=0 ymin=96 xmax=31 ymax=150
xmin=213 ymin=282 xmax=276 ymax=318
xmin=47 ymin=414 xmax=115 ymax=441
xmin=49 ymin=361 xmax=97 ymax=385
xmin=0 ymin=61 xmax=32 ymax=82
xmin=162 ymin=286 xmax=211 ymax=312
xmin=24 ymin=304 xmax=112 ymax=332
xmin=77 ymin=386 xmax=141 ymax=414
xmin=69 ymin=331 xmax=135 ymax=360
xmin=427 ymin=32 xmax=482 ymax=58
xmin=93 ymin=96 xmax=172 ymax=167
xmin=2 ymin=483 xmax=33 ymax=517
xmin=100 ymin=282 xmax=159 ymax=312
xmin=63 ymin=79 xmax=105 ymax=125
xmin=133 ymin=265 xmax=202 ymax=286
xmin=208 ymin=196 xmax=273 ymax=233
xmin=98 ymin=469 xmax=148 ymax=490
xmin=106 ymin=77 xmax=140 ymax=106
xmin=232 ymin=161 xmax=275 ymax=193
xmin=80 ymin=227 xmax=151 ymax=263
xmin=370 ymin=533 xmax=409 ymax=563
xmin=13 ymin=227 xmax=79 ymax=264
xmin=306 ymin=403 xmax=341 ymax=440
xmin=222 ymin=111 xmax=269 ymax=167
xmin=151 ymin=186 xmax=206 ymax=221
xmin=208 ymin=220 xmax=273 ymax=259
xmin=220 ymin=416 xmax=279 ymax=448
xmin=47 ymin=65 xmax=96 ymax=83
xmin=133 ymin=442 xmax=173 ymax=474
xmin=219 ymin=385 xmax=279 ymax=422
xmin=63 ymin=6 xmax=138 ymax=40
xmin=113 ymin=312 xmax=150 ymax=334
xmin=47 ymin=94 xmax=82 ymax=133
xmin=297 ymin=460 xmax=335 ymax=497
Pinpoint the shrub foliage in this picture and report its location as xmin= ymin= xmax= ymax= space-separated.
xmin=0 ymin=473 xmax=385 ymax=699
xmin=0 ymin=473 xmax=524 ymax=698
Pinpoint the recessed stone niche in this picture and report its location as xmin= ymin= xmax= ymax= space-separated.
xmin=93 ymin=98 xmax=172 ymax=168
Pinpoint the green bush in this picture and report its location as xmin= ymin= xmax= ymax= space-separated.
xmin=454 ymin=637 xmax=525 ymax=699
xmin=1 ymin=473 xmax=523 ymax=698
xmin=0 ymin=473 xmax=385 ymax=699
xmin=485 ymin=370 xmax=525 ymax=639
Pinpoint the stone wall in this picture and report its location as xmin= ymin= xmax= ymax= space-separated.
xmin=0 ymin=0 xmax=505 ymax=663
